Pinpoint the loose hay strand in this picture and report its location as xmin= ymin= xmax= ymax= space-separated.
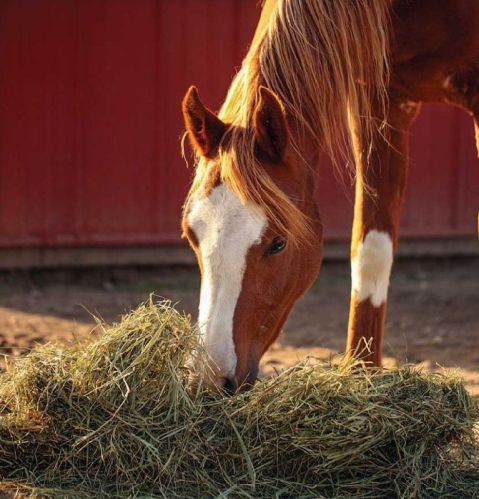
xmin=0 ymin=299 xmax=477 ymax=498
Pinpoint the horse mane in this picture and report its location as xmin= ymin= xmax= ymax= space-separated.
xmin=188 ymin=0 xmax=391 ymax=246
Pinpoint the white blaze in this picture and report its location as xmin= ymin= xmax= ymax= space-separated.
xmin=351 ymin=230 xmax=393 ymax=307
xmin=188 ymin=184 xmax=267 ymax=380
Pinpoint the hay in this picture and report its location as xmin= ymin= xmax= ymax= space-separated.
xmin=0 ymin=299 xmax=477 ymax=498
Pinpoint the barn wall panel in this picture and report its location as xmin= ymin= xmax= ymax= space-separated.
xmin=0 ymin=0 xmax=477 ymax=249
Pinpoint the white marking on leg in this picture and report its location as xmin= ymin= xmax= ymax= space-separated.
xmin=187 ymin=184 xmax=267 ymax=381
xmin=351 ymin=230 xmax=393 ymax=307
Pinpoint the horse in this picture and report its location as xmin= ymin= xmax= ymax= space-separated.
xmin=181 ymin=0 xmax=479 ymax=391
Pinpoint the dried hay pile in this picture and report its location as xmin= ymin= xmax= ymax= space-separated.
xmin=0 ymin=299 xmax=477 ymax=498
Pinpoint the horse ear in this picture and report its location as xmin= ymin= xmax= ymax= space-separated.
xmin=253 ymin=86 xmax=288 ymax=164
xmin=182 ymin=86 xmax=228 ymax=158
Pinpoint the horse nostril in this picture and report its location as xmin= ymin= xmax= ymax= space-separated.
xmin=222 ymin=377 xmax=237 ymax=395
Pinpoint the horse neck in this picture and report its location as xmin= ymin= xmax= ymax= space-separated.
xmin=286 ymin=115 xmax=322 ymax=199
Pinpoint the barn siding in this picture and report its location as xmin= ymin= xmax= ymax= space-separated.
xmin=0 ymin=0 xmax=477 ymax=249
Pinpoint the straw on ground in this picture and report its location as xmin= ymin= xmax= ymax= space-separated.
xmin=0 ymin=299 xmax=477 ymax=498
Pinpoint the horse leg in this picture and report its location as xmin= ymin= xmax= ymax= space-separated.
xmin=346 ymin=98 xmax=421 ymax=366
xmin=443 ymin=65 xmax=479 ymax=237
xmin=475 ymin=122 xmax=479 ymax=155
xmin=444 ymin=64 xmax=479 ymax=156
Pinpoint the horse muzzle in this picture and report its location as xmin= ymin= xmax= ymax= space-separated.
xmin=223 ymin=361 xmax=259 ymax=395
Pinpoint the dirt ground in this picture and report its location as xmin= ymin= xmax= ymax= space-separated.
xmin=0 ymin=257 xmax=477 ymax=395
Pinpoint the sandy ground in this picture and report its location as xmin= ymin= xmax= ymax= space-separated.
xmin=0 ymin=257 xmax=477 ymax=395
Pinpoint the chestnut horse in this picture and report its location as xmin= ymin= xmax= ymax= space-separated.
xmin=181 ymin=0 xmax=479 ymax=391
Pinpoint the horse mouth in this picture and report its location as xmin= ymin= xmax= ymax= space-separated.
xmin=222 ymin=363 xmax=259 ymax=395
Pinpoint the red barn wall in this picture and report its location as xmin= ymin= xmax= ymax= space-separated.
xmin=0 ymin=0 xmax=477 ymax=251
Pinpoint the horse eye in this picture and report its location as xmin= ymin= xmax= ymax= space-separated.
xmin=266 ymin=237 xmax=287 ymax=256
